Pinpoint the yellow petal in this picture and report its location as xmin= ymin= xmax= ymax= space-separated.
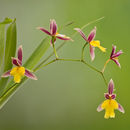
xmin=10 ymin=66 xmax=25 ymax=83
xmin=98 ymin=46 xmax=106 ymax=52
xmin=14 ymin=75 xmax=21 ymax=83
xmin=90 ymin=40 xmax=106 ymax=52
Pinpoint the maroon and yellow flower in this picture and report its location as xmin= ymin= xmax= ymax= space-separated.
xmin=37 ymin=19 xmax=72 ymax=44
xmin=2 ymin=45 xmax=37 ymax=83
xmin=97 ymin=79 xmax=124 ymax=119
xmin=74 ymin=27 xmax=106 ymax=61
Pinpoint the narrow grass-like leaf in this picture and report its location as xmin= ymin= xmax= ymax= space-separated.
xmin=24 ymin=37 xmax=50 ymax=69
xmin=0 ymin=19 xmax=17 ymax=95
xmin=0 ymin=18 xmax=13 ymax=74
xmin=0 ymin=24 xmax=5 ymax=72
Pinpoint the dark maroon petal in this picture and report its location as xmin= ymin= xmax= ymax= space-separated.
xmin=50 ymin=19 xmax=57 ymax=35
xmin=108 ymin=79 xmax=114 ymax=94
xmin=25 ymin=69 xmax=37 ymax=80
xmin=118 ymin=103 xmax=125 ymax=113
xmin=37 ymin=27 xmax=51 ymax=35
xmin=89 ymin=45 xmax=95 ymax=61
xmin=97 ymin=104 xmax=103 ymax=112
xmin=12 ymin=57 xmax=21 ymax=66
xmin=74 ymin=28 xmax=88 ymax=41
xmin=110 ymin=45 xmax=116 ymax=58
xmin=111 ymin=94 xmax=116 ymax=99
xmin=87 ymin=27 xmax=96 ymax=42
xmin=112 ymin=58 xmax=121 ymax=68
xmin=111 ymin=50 xmax=123 ymax=58
xmin=104 ymin=93 xmax=110 ymax=99
xmin=1 ymin=70 xmax=11 ymax=77
xmin=17 ymin=45 xmax=23 ymax=64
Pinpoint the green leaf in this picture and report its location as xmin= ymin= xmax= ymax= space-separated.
xmin=0 ymin=18 xmax=13 ymax=74
xmin=0 ymin=24 xmax=5 ymax=73
xmin=0 ymin=19 xmax=17 ymax=95
xmin=0 ymin=37 xmax=50 ymax=109
xmin=24 ymin=37 xmax=50 ymax=69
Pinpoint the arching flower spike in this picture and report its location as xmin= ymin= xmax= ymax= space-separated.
xmin=74 ymin=27 xmax=106 ymax=61
xmin=2 ymin=45 xmax=37 ymax=83
xmin=97 ymin=79 xmax=125 ymax=119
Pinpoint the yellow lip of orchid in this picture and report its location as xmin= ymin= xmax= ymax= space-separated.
xmin=101 ymin=99 xmax=118 ymax=119
xmin=10 ymin=66 xmax=25 ymax=83
xmin=89 ymin=40 xmax=106 ymax=52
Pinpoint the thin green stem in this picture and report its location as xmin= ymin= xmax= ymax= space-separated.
xmin=52 ymin=36 xmax=58 ymax=59
xmin=52 ymin=43 xmax=58 ymax=59
xmin=33 ymin=59 xmax=57 ymax=72
xmin=81 ymin=42 xmax=88 ymax=60
xmin=81 ymin=60 xmax=101 ymax=73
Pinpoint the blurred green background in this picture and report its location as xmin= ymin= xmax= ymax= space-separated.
xmin=0 ymin=0 xmax=129 ymax=129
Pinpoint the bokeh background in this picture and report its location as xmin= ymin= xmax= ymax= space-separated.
xmin=0 ymin=0 xmax=129 ymax=129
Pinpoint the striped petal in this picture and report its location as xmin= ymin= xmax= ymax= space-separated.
xmin=25 ymin=69 xmax=37 ymax=80
xmin=50 ymin=19 xmax=57 ymax=35
xmin=87 ymin=27 xmax=96 ymax=42
xmin=112 ymin=50 xmax=123 ymax=58
xmin=37 ymin=27 xmax=51 ymax=36
xmin=74 ymin=28 xmax=88 ymax=41
xmin=56 ymin=34 xmax=72 ymax=41
xmin=1 ymin=70 xmax=11 ymax=77
xmin=110 ymin=45 xmax=116 ymax=58
xmin=17 ymin=45 xmax=23 ymax=65
xmin=118 ymin=103 xmax=125 ymax=113
xmin=108 ymin=79 xmax=114 ymax=95
xmin=97 ymin=103 xmax=103 ymax=112
xmin=12 ymin=57 xmax=21 ymax=66
xmin=112 ymin=58 xmax=121 ymax=68
xmin=89 ymin=45 xmax=95 ymax=61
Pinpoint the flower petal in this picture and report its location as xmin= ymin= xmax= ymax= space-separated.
xmin=12 ymin=57 xmax=21 ymax=66
xmin=17 ymin=45 xmax=23 ymax=65
xmin=118 ymin=103 xmax=125 ymax=113
xmin=87 ymin=27 xmax=96 ymax=42
xmin=110 ymin=45 xmax=116 ymax=58
xmin=112 ymin=50 xmax=123 ymax=58
xmin=50 ymin=19 xmax=57 ymax=35
xmin=112 ymin=58 xmax=121 ymax=68
xmin=1 ymin=70 xmax=11 ymax=77
xmin=25 ymin=69 xmax=37 ymax=80
xmin=108 ymin=79 xmax=114 ymax=94
xmin=104 ymin=93 xmax=109 ymax=99
xmin=37 ymin=27 xmax=51 ymax=35
xmin=56 ymin=34 xmax=72 ymax=41
xmin=111 ymin=94 xmax=116 ymax=99
xmin=97 ymin=103 xmax=103 ymax=112
xmin=89 ymin=45 xmax=95 ymax=61
xmin=74 ymin=28 xmax=88 ymax=41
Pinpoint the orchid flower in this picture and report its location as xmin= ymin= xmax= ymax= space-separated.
xmin=2 ymin=45 xmax=37 ymax=83
xmin=97 ymin=79 xmax=124 ymax=119
xmin=74 ymin=27 xmax=106 ymax=61
xmin=102 ymin=45 xmax=123 ymax=72
xmin=37 ymin=19 xmax=72 ymax=44
xmin=110 ymin=45 xmax=123 ymax=68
